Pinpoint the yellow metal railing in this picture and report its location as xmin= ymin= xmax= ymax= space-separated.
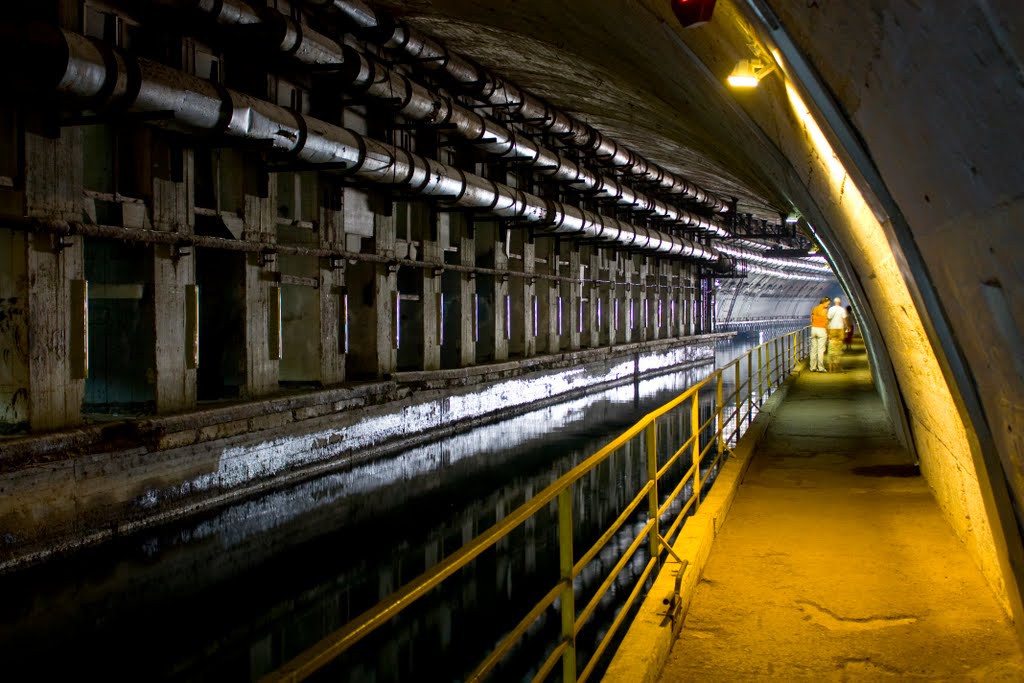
xmin=263 ymin=327 xmax=810 ymax=683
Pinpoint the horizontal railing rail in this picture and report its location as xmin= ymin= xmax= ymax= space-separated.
xmin=263 ymin=327 xmax=810 ymax=683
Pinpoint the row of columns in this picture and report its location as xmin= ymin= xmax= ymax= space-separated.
xmin=0 ymin=111 xmax=713 ymax=436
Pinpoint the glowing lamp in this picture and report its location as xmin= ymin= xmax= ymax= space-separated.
xmin=726 ymin=58 xmax=775 ymax=88
xmin=671 ymin=0 xmax=717 ymax=28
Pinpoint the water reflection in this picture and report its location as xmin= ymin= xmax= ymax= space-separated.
xmin=0 ymin=333 xmax=784 ymax=682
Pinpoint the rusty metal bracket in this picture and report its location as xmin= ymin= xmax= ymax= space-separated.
xmin=660 ymin=551 xmax=690 ymax=636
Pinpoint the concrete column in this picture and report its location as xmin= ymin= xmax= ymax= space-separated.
xmin=585 ymin=250 xmax=602 ymax=348
xmin=421 ymin=266 xmax=442 ymax=371
xmin=150 ymin=136 xmax=197 ymax=412
xmin=319 ymin=179 xmax=346 ymax=385
xmin=153 ymin=244 xmax=197 ymax=411
xmin=320 ymin=262 xmax=346 ymax=384
xmin=0 ymin=228 xmax=29 ymax=432
xmin=673 ymin=265 xmax=686 ymax=338
xmin=241 ymin=251 xmax=277 ymax=398
xmin=684 ymin=264 xmax=695 ymax=336
xmin=393 ymin=202 xmax=432 ymax=372
xmin=493 ymin=273 xmax=510 ymax=362
xmin=346 ymin=196 xmax=397 ymax=379
xmin=473 ymin=221 xmax=507 ymax=363
xmin=536 ymin=238 xmax=559 ymax=354
xmin=239 ymin=162 xmax=279 ymax=398
xmin=637 ymin=257 xmax=650 ymax=343
xmin=28 ymin=234 xmax=85 ymax=430
xmin=508 ymin=230 xmax=533 ymax=359
xmin=561 ymin=245 xmax=581 ymax=351
xmin=621 ymin=257 xmax=635 ymax=344
xmin=279 ymin=253 xmax=321 ymax=386
xmin=15 ymin=126 xmax=86 ymax=431
xmin=656 ymin=260 xmax=669 ymax=340
xmin=524 ymin=236 xmax=537 ymax=358
xmin=603 ymin=252 xmax=616 ymax=347
xmin=419 ymin=209 xmax=442 ymax=372
xmin=492 ymin=227 xmax=510 ymax=363
xmin=458 ymin=217 xmax=476 ymax=367
xmin=647 ymin=260 xmax=660 ymax=341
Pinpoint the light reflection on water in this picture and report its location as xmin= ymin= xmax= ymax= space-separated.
xmin=0 ymin=331 xmax=793 ymax=682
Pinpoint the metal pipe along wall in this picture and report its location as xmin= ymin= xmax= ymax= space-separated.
xmin=147 ymin=0 xmax=733 ymax=238
xmin=11 ymin=24 xmax=724 ymax=263
xmin=302 ymin=0 xmax=732 ymax=213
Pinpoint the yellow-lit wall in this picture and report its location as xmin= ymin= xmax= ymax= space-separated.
xmin=769 ymin=79 xmax=1008 ymax=612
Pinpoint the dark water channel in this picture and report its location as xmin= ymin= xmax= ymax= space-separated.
xmin=0 ymin=331 xmax=791 ymax=682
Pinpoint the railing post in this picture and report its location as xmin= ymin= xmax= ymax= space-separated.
xmin=757 ymin=345 xmax=764 ymax=405
xmin=747 ymin=352 xmax=753 ymax=426
xmin=774 ymin=338 xmax=780 ymax=386
xmin=645 ymin=421 xmax=659 ymax=568
xmin=692 ymin=389 xmax=701 ymax=505
xmin=792 ymin=332 xmax=798 ymax=371
xmin=735 ymin=361 xmax=741 ymax=445
xmin=716 ymin=371 xmax=724 ymax=459
xmin=558 ymin=488 xmax=576 ymax=683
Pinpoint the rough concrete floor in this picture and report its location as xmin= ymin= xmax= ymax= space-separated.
xmin=657 ymin=344 xmax=1024 ymax=681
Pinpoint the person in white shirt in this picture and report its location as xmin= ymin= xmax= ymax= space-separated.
xmin=826 ymin=297 xmax=847 ymax=372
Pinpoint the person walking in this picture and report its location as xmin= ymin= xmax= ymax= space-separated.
xmin=827 ymin=297 xmax=848 ymax=372
xmin=809 ymin=296 xmax=829 ymax=372
xmin=844 ymin=305 xmax=855 ymax=351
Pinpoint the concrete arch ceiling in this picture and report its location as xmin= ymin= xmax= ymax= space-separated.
xmin=374 ymin=0 xmax=792 ymax=221
xmin=370 ymin=0 xmax=839 ymax=312
xmin=366 ymin=0 xmax=1024 ymax=630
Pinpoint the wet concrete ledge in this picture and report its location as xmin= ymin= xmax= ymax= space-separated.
xmin=0 ymin=332 xmax=732 ymax=572
xmin=603 ymin=359 xmax=800 ymax=683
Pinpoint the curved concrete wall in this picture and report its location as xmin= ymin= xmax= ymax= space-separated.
xmin=747 ymin=0 xmax=1024 ymax=618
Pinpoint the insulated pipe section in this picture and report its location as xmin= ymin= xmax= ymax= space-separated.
xmin=9 ymin=24 xmax=715 ymax=263
xmin=734 ymin=262 xmax=833 ymax=281
xmin=148 ymin=0 xmax=731 ymax=238
xmin=150 ymin=0 xmax=344 ymax=66
xmin=302 ymin=0 xmax=731 ymax=213
xmin=715 ymin=243 xmax=833 ymax=275
xmin=151 ymin=0 xmax=343 ymax=66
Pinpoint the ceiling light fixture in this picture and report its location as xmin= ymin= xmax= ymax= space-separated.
xmin=671 ymin=0 xmax=717 ymax=28
xmin=726 ymin=58 xmax=776 ymax=88
xmin=785 ymin=209 xmax=801 ymax=224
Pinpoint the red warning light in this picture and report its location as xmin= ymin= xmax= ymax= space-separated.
xmin=671 ymin=0 xmax=717 ymax=28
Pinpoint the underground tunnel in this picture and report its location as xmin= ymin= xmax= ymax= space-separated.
xmin=0 ymin=0 xmax=1021 ymax=680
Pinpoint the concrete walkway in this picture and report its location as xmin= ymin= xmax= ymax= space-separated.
xmin=657 ymin=343 xmax=1024 ymax=681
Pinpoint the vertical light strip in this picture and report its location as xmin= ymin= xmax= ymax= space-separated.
xmin=185 ymin=284 xmax=199 ymax=369
xmin=269 ymin=285 xmax=282 ymax=360
xmin=342 ymin=289 xmax=349 ymax=354
xmin=437 ymin=291 xmax=444 ymax=347
xmin=597 ymin=297 xmax=602 ymax=330
xmin=557 ymin=296 xmax=563 ymax=336
xmin=614 ymin=298 xmax=619 ymax=331
xmin=577 ymin=298 xmax=583 ymax=334
xmin=532 ymin=294 xmax=539 ymax=337
xmin=629 ymin=299 xmax=634 ymax=330
xmin=473 ymin=293 xmax=479 ymax=343
xmin=505 ymin=294 xmax=512 ymax=340
xmin=394 ymin=292 xmax=401 ymax=350
xmin=70 ymin=279 xmax=89 ymax=379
